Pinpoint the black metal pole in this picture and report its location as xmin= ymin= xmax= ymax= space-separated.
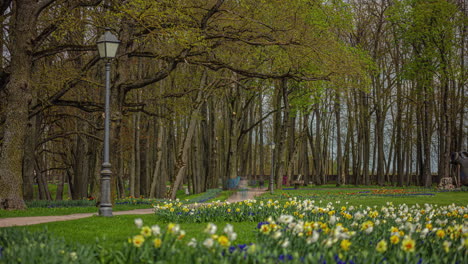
xmin=99 ymin=61 xmax=113 ymax=217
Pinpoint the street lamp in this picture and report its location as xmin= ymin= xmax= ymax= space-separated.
xmin=269 ymin=142 xmax=276 ymax=194
xmin=97 ymin=28 xmax=120 ymax=217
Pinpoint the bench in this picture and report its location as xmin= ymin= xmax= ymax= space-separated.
xmin=291 ymin=175 xmax=305 ymax=189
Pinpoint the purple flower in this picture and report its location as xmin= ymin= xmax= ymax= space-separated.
xmin=257 ymin=221 xmax=270 ymax=229
xmin=278 ymin=254 xmax=293 ymax=261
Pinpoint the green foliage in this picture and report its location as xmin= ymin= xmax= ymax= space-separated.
xmin=26 ymin=199 xmax=95 ymax=208
xmin=0 ymin=228 xmax=99 ymax=264
xmin=387 ymin=0 xmax=462 ymax=84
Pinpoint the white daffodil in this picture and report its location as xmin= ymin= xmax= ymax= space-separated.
xmin=307 ymin=231 xmax=320 ymax=244
xmin=203 ymin=238 xmax=214 ymax=248
xmin=228 ymin=232 xmax=237 ymax=241
xmin=329 ymin=215 xmax=336 ymax=225
xmin=187 ymin=238 xmax=197 ymax=247
xmin=224 ymin=224 xmax=234 ymax=234
xmin=281 ymin=239 xmax=290 ymax=248
xmin=272 ymin=231 xmax=282 ymax=239
xmin=151 ymin=225 xmax=161 ymax=236
xmin=278 ymin=215 xmax=294 ymax=224
xmin=204 ymin=223 xmax=217 ymax=235
xmin=134 ymin=218 xmax=143 ymax=228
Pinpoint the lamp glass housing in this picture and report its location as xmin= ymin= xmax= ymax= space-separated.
xmin=97 ymin=30 xmax=120 ymax=58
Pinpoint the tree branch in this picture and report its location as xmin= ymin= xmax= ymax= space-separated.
xmin=36 ymin=131 xmax=102 ymax=147
xmin=189 ymin=59 xmax=333 ymax=82
xmin=29 ymin=56 xmax=100 ymax=117
xmin=200 ymin=0 xmax=224 ymax=30
xmin=33 ymin=44 xmax=96 ymax=61
xmin=35 ymin=0 xmax=57 ymax=17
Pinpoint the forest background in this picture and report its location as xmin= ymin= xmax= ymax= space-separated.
xmin=0 ymin=0 xmax=466 ymax=209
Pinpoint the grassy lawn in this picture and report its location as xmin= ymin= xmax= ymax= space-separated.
xmin=0 ymin=204 xmax=153 ymax=218
xmin=0 ymin=189 xmax=233 ymax=218
xmin=18 ymin=215 xmax=256 ymax=249
xmin=260 ymin=186 xmax=468 ymax=207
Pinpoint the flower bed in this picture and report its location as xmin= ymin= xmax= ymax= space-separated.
xmin=122 ymin=209 xmax=468 ymax=263
xmin=1 ymin=200 xmax=467 ymax=263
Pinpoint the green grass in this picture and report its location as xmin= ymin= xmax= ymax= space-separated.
xmin=259 ymin=187 xmax=468 ymax=207
xmin=17 ymin=215 xmax=256 ymax=249
xmin=210 ymin=190 xmax=235 ymax=202
xmin=0 ymin=204 xmax=153 ymax=218
xmin=0 ymin=189 xmax=234 ymax=219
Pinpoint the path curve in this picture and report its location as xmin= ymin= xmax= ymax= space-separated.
xmin=0 ymin=181 xmax=266 ymax=227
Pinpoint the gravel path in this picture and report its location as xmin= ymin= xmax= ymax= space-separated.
xmin=0 ymin=181 xmax=266 ymax=227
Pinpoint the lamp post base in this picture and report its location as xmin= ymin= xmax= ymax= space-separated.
xmin=99 ymin=205 xmax=113 ymax=217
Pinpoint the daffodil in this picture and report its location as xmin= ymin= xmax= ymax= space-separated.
xmin=376 ymin=239 xmax=387 ymax=253
xmin=134 ymin=218 xmax=143 ymax=228
xmin=153 ymin=238 xmax=162 ymax=248
xmin=204 ymin=223 xmax=217 ymax=235
xmin=390 ymin=235 xmax=400 ymax=244
xmin=151 ymin=225 xmax=161 ymax=236
xmin=436 ymin=229 xmax=446 ymax=239
xmin=443 ymin=240 xmax=451 ymax=253
xmin=132 ymin=235 xmax=145 ymax=248
xmin=340 ymin=239 xmax=351 ymax=251
xmin=218 ymin=235 xmax=230 ymax=247
xmin=401 ymin=237 xmax=416 ymax=253
xmin=141 ymin=226 xmax=152 ymax=237
xmin=203 ymin=238 xmax=214 ymax=248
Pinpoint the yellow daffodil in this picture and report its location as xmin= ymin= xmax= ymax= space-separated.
xmin=442 ymin=240 xmax=451 ymax=253
xmin=153 ymin=238 xmax=162 ymax=248
xmin=390 ymin=235 xmax=400 ymax=244
xmin=132 ymin=235 xmax=145 ymax=248
xmin=141 ymin=226 xmax=152 ymax=237
xmin=436 ymin=229 xmax=446 ymax=239
xmin=260 ymin=224 xmax=271 ymax=234
xmin=218 ymin=235 xmax=230 ymax=247
xmin=401 ymin=237 xmax=416 ymax=253
xmin=376 ymin=239 xmax=388 ymax=253
xmin=340 ymin=239 xmax=352 ymax=251
xmin=361 ymin=221 xmax=374 ymax=231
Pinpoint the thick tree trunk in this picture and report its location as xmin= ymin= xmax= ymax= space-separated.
xmin=0 ymin=0 xmax=38 ymax=209
xmin=22 ymin=110 xmax=37 ymax=200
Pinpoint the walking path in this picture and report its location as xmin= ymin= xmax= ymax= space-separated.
xmin=0 ymin=180 xmax=266 ymax=227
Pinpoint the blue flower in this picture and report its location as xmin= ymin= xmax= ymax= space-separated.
xmin=257 ymin=221 xmax=270 ymax=229
xmin=238 ymin=244 xmax=247 ymax=250
xmin=228 ymin=246 xmax=237 ymax=253
xmin=278 ymin=254 xmax=293 ymax=261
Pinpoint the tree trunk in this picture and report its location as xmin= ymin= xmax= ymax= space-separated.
xmin=0 ymin=0 xmax=38 ymax=209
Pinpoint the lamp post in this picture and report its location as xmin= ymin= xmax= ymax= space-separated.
xmin=97 ymin=28 xmax=120 ymax=217
xmin=270 ymin=142 xmax=276 ymax=194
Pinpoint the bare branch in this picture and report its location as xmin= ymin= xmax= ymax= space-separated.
xmin=200 ymin=0 xmax=224 ymax=30
xmin=33 ymin=45 xmax=96 ymax=61
xmin=36 ymin=131 xmax=102 ymax=147
xmin=189 ymin=59 xmax=333 ymax=82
